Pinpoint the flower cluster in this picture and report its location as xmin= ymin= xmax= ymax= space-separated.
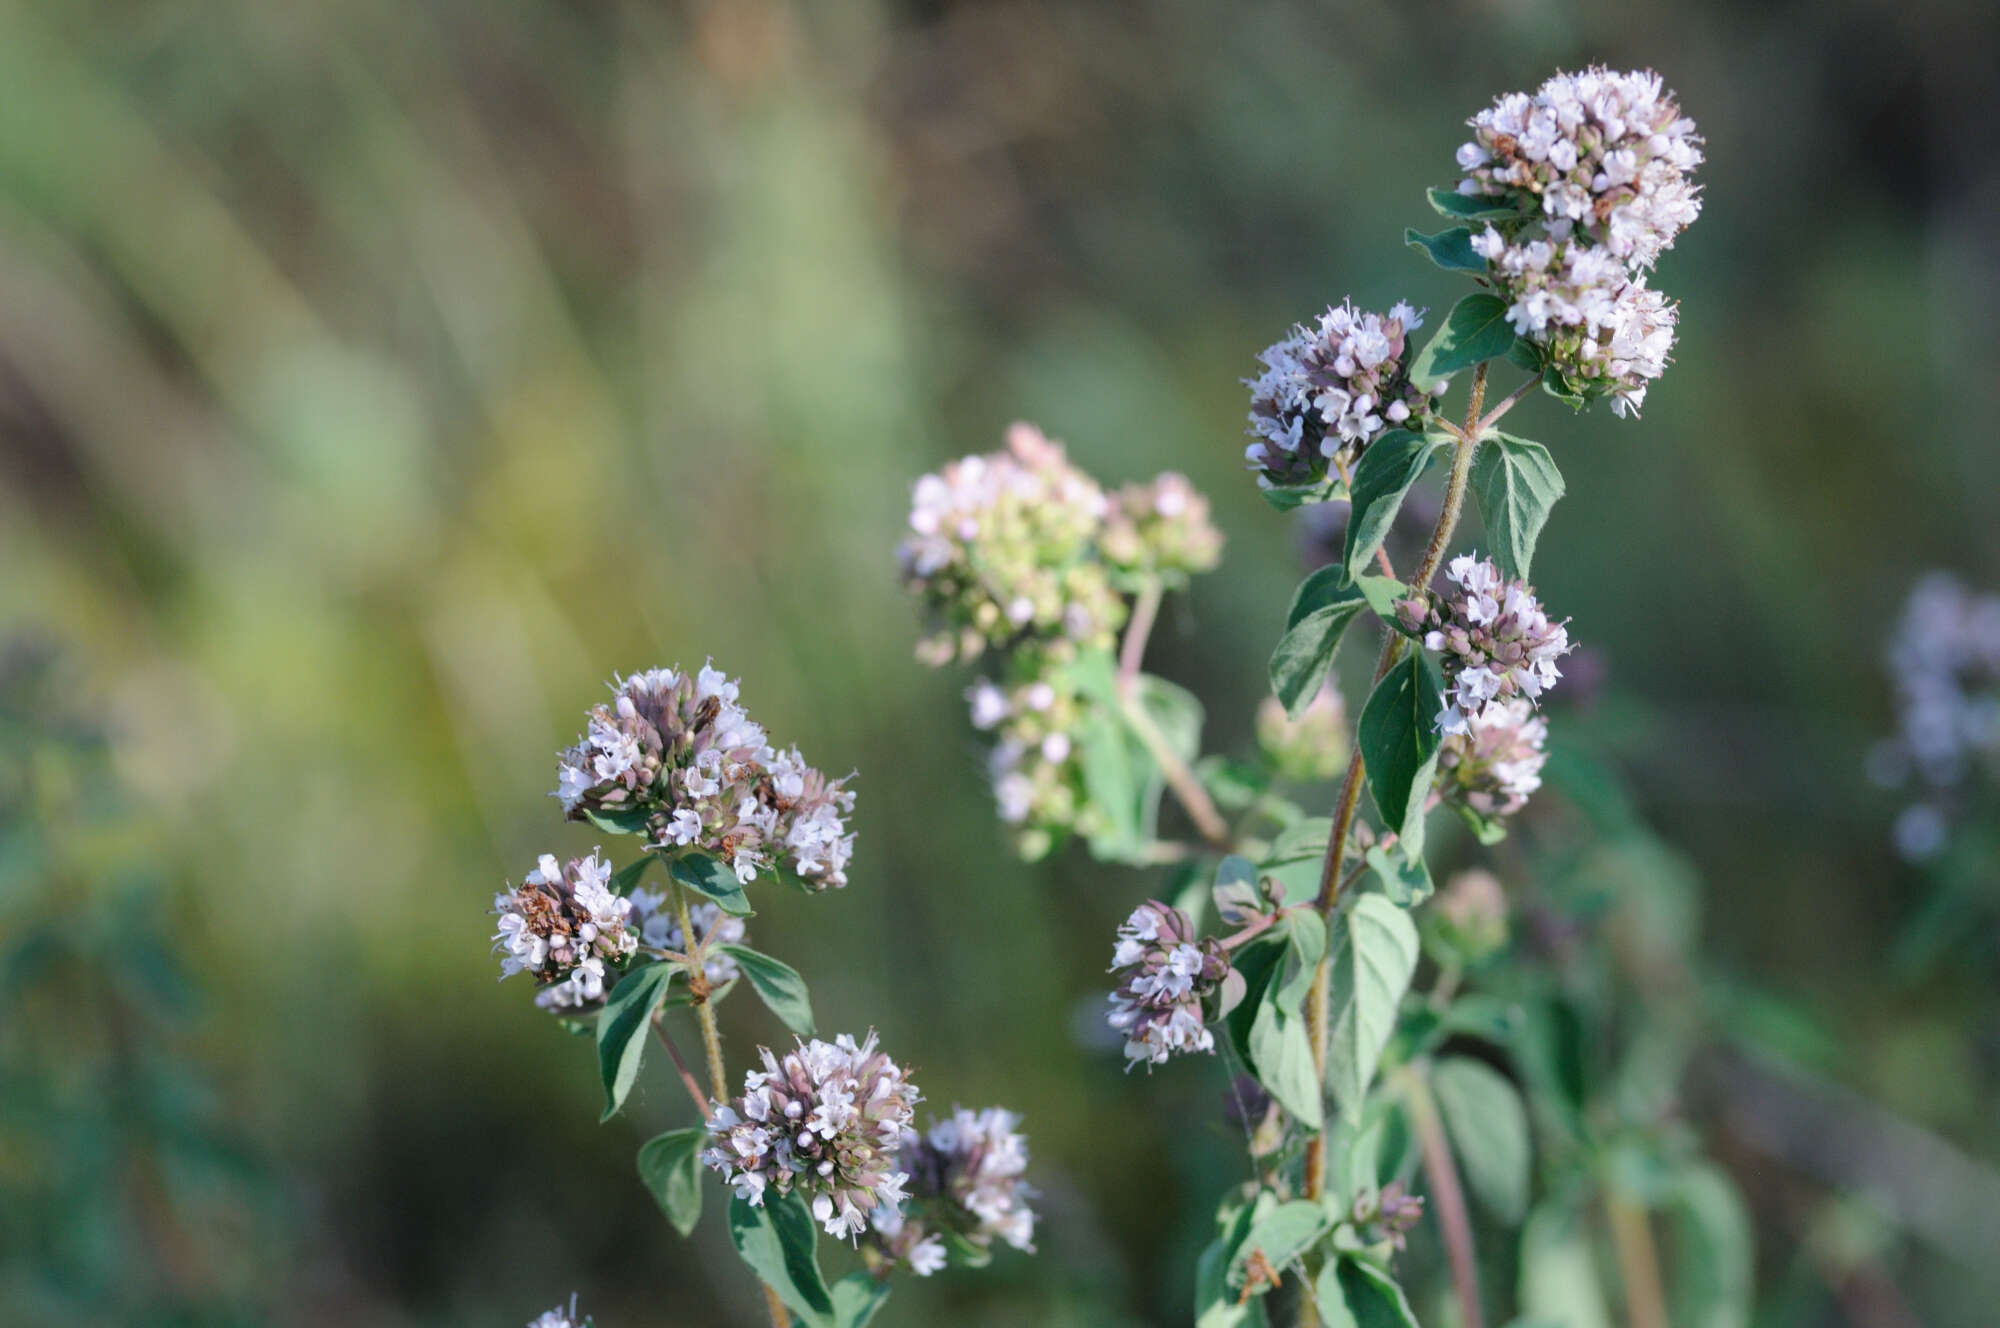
xmin=1256 ymin=685 xmax=1349 ymax=783
xmin=1873 ymin=573 xmax=2000 ymax=859
xmin=1098 ymin=472 xmax=1226 ymax=585
xmin=1455 ymin=67 xmax=1703 ymax=270
xmin=1397 ymin=555 xmax=1571 ymax=735
xmin=900 ymin=423 xmax=1125 ymax=664
xmin=1451 ymin=68 xmax=1702 ymax=416
xmin=966 ymin=656 xmax=1090 ymax=853
xmin=630 ymin=888 xmax=746 ymax=987
xmin=1245 ymin=301 xmax=1437 ymax=491
xmin=1435 ymin=696 xmax=1549 ymax=818
xmin=867 ymin=1107 xmax=1038 ymax=1276
xmin=1350 ymin=1181 xmax=1426 ymax=1251
xmin=554 ymin=664 xmax=855 ymax=891
xmin=1425 ymin=868 xmax=1511 ymax=964
xmin=1469 ymin=229 xmax=1677 ymax=417
xmin=1106 ymin=901 xmax=1231 ymax=1069
xmin=493 ymin=851 xmax=636 ymax=1011
xmin=702 ymin=1032 xmax=919 ymax=1239
xmin=526 ymin=1297 xmax=591 ymax=1328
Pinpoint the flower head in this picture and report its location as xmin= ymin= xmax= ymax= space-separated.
xmin=899 ymin=423 xmax=1124 ymax=664
xmin=1246 ymin=300 xmax=1437 ymax=491
xmin=701 ymin=1032 xmax=920 ymax=1240
xmin=1426 ymin=868 xmax=1511 ymax=963
xmin=1456 ymin=67 xmax=1703 ymax=271
xmin=1397 ymin=555 xmax=1572 ymax=735
xmin=1435 ymin=696 xmax=1549 ymax=817
xmin=493 ymin=850 xmax=636 ymax=1011
xmin=1098 ymin=473 xmax=1225 ymax=584
xmin=866 ymin=1107 xmax=1038 ymax=1276
xmin=1106 ymin=901 xmax=1231 ymax=1069
xmin=554 ymin=664 xmax=855 ymax=890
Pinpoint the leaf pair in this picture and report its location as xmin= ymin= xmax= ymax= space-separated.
xmin=730 ymin=1194 xmax=893 ymax=1328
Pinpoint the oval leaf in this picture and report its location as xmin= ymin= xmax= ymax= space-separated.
xmin=1470 ymin=433 xmax=1565 ymax=580
xmin=597 ymin=963 xmax=677 ymax=1120
xmin=831 ymin=1271 xmax=893 ymax=1328
xmin=1316 ymin=1256 xmax=1420 ymax=1328
xmin=1343 ymin=431 xmax=1447 ymax=580
xmin=1409 ymin=293 xmax=1519 ymax=388
xmin=1229 ymin=1199 xmax=1333 ymax=1291
xmin=1431 ymin=1057 xmax=1531 ymax=1224
xmin=1405 ymin=225 xmax=1486 ymax=273
xmin=1427 ymin=185 xmax=1526 ymax=222
xmin=719 ymin=944 xmax=815 ymax=1037
xmin=730 ymin=1192 xmax=835 ymax=1326
xmin=637 ymin=1127 xmax=706 ymax=1237
xmin=1271 ymin=598 xmax=1368 ymax=717
xmin=1325 ymin=895 xmax=1419 ymax=1118
xmin=1357 ymin=652 xmax=1444 ymax=849
xmin=672 ymin=852 xmax=755 ymax=917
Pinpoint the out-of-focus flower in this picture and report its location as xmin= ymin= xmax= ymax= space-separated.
xmin=701 ymin=1032 xmax=919 ymax=1239
xmin=867 ymin=1107 xmax=1038 ymax=1276
xmin=493 ymin=850 xmax=636 ymax=1011
xmin=1470 ymin=229 xmax=1676 ymax=417
xmin=1398 ymin=555 xmax=1571 ymax=735
xmin=526 ymin=1296 xmax=591 ymax=1328
xmin=629 ymin=889 xmax=745 ymax=987
xmin=1426 ymin=868 xmax=1511 ymax=963
xmin=1257 ymin=686 xmax=1348 ymax=782
xmin=1106 ymin=901 xmax=1230 ymax=1069
xmin=1456 ymin=67 xmax=1703 ymax=271
xmin=900 ymin=423 xmax=1125 ymax=663
xmin=1875 ymin=572 xmax=2000 ymax=860
xmin=1435 ymin=696 xmax=1548 ymax=817
xmin=1350 ymin=1181 xmax=1426 ymax=1250
xmin=966 ymin=650 xmax=1092 ymax=855
xmin=555 ymin=664 xmax=855 ymax=890
xmin=1098 ymin=472 xmax=1225 ymax=584
xmin=1246 ymin=301 xmax=1437 ymax=492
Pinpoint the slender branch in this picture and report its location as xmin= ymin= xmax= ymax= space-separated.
xmin=1298 ymin=364 xmax=1489 ymax=1221
xmin=651 ymin=1016 xmax=713 ymax=1116
xmin=1401 ymin=1063 xmax=1485 ymax=1328
xmin=1475 ymin=374 xmax=1539 ymax=435
xmin=760 ymin=1285 xmax=793 ymax=1328
xmin=1607 ymin=1190 xmax=1668 ymax=1328
xmin=1119 ymin=577 xmax=1164 ymax=687
xmin=1119 ymin=679 xmax=1233 ymax=849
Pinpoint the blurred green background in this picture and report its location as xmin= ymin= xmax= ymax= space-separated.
xmin=3 ymin=0 xmax=1998 ymax=1324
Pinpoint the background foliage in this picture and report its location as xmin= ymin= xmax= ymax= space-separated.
xmin=3 ymin=1 xmax=1998 ymax=1324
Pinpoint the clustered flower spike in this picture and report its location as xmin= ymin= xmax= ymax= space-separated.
xmin=493 ymin=851 xmax=636 ymax=1011
xmin=1245 ymin=300 xmax=1437 ymax=491
xmin=1435 ymin=695 xmax=1549 ymax=818
xmin=1106 ymin=901 xmax=1231 ymax=1069
xmin=1456 ymin=67 xmax=1704 ymax=269
xmin=1873 ymin=573 xmax=2000 ymax=860
xmin=867 ymin=1107 xmax=1038 ymax=1277
xmin=702 ymin=1032 xmax=919 ymax=1239
xmin=1099 ymin=472 xmax=1226 ymax=584
xmin=1398 ymin=555 xmax=1571 ymax=735
xmin=900 ymin=423 xmax=1125 ymax=665
xmin=554 ymin=663 xmax=855 ymax=891
xmin=629 ymin=889 xmax=746 ymax=987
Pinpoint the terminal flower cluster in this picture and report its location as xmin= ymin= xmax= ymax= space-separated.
xmin=1099 ymin=472 xmax=1226 ymax=585
xmin=1435 ymin=695 xmax=1549 ymax=818
xmin=1106 ymin=901 xmax=1231 ymax=1069
xmin=1245 ymin=300 xmax=1437 ymax=491
xmin=868 ymin=1107 xmax=1038 ymax=1276
xmin=492 ymin=851 xmax=636 ymax=1011
xmin=701 ymin=1032 xmax=919 ymax=1240
xmin=554 ymin=663 xmax=855 ymax=891
xmin=1397 ymin=555 xmax=1571 ymax=735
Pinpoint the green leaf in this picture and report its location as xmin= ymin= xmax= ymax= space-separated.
xmin=672 ymin=852 xmax=754 ymax=917
xmin=611 ymin=853 xmax=657 ymax=895
xmin=1470 ymin=433 xmax=1565 ymax=580
xmin=581 ymin=804 xmax=652 ymax=836
xmin=1542 ymin=366 xmax=1585 ymax=410
xmin=1409 ymin=293 xmax=1519 ymax=389
xmin=1229 ymin=1200 xmax=1334 ymax=1291
xmin=1260 ymin=475 xmax=1341 ymax=512
xmin=597 ymin=962 xmax=676 ymax=1121
xmin=1427 ymin=186 xmax=1526 ymax=222
xmin=1363 ymin=844 xmax=1433 ymax=907
xmin=1343 ymin=431 xmax=1447 ymax=580
xmin=1197 ymin=1201 xmax=1272 ymax=1327
xmin=730 ymin=1193 xmax=836 ymax=1326
xmin=719 ymin=945 xmax=815 ymax=1037
xmin=1354 ymin=575 xmax=1408 ymax=623
xmin=1276 ymin=909 xmax=1328 ymax=1012
xmin=1357 ymin=652 xmax=1444 ymax=850
xmin=636 ymin=1128 xmax=706 ymax=1237
xmin=1223 ymin=934 xmax=1288 ymax=1067
xmin=1213 ymin=855 xmax=1264 ymax=925
xmin=1271 ymin=589 xmax=1368 ymax=717
xmin=1316 ymin=1257 xmax=1421 ymax=1328
xmin=1250 ymin=970 xmax=1324 ymax=1131
xmin=1325 ymin=895 xmax=1418 ymax=1118
xmin=1430 ymin=1057 xmax=1531 ymax=1224
xmin=1664 ymin=1164 xmax=1753 ymax=1328
xmin=1266 ymin=817 xmax=1332 ymax=865
xmin=830 ymin=1272 xmax=893 ymax=1328
xmin=1519 ymin=1201 xmax=1613 ymax=1328
xmin=1405 ymin=225 xmax=1486 ymax=273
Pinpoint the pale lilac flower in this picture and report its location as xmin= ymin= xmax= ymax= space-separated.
xmin=1398 ymin=555 xmax=1572 ymax=735
xmin=1876 ymin=573 xmax=2000 ymax=860
xmin=1246 ymin=300 xmax=1438 ymax=491
xmin=1435 ymin=696 xmax=1549 ymax=817
xmin=1098 ymin=472 xmax=1226 ymax=582
xmin=866 ymin=1107 xmax=1038 ymax=1276
xmin=526 ymin=1295 xmax=590 ymax=1328
xmin=1106 ymin=902 xmax=1230 ymax=1069
xmin=701 ymin=1032 xmax=920 ymax=1240
xmin=492 ymin=850 xmax=637 ymax=1011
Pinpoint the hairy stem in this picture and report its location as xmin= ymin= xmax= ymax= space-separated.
xmin=651 ymin=1016 xmax=713 ymax=1116
xmin=1298 ymin=362 xmax=1488 ymax=1228
xmin=1607 ymin=1190 xmax=1668 ymax=1328
xmin=673 ymin=884 xmax=790 ymax=1328
xmin=1402 ymin=1063 xmax=1485 ymax=1328
xmin=1475 ymin=373 xmax=1539 ymax=435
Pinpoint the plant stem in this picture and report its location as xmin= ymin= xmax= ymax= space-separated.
xmin=1475 ymin=373 xmax=1539 ymax=435
xmin=651 ymin=1016 xmax=713 ymax=1116
xmin=1298 ymin=363 xmax=1488 ymax=1229
xmin=1119 ymin=578 xmax=1164 ymax=687
xmin=1401 ymin=1063 xmax=1485 ymax=1328
xmin=1607 ymin=1190 xmax=1668 ymax=1328
xmin=673 ymin=884 xmax=790 ymax=1328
